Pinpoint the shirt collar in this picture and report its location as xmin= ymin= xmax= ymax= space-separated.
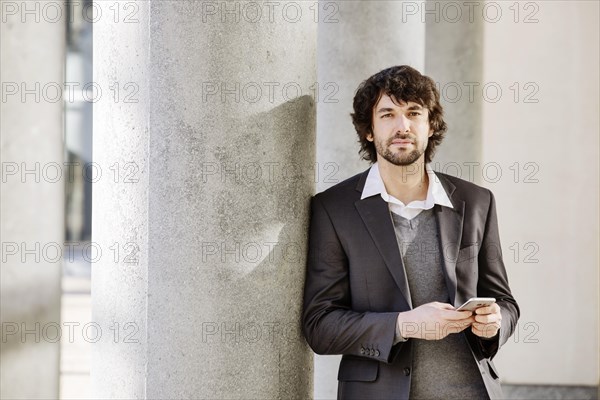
xmin=360 ymin=161 xmax=454 ymax=210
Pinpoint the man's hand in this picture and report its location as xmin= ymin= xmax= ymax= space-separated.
xmin=397 ymin=302 xmax=474 ymax=340
xmin=471 ymin=303 xmax=502 ymax=339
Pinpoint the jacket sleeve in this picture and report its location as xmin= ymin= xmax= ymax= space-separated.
xmin=301 ymin=194 xmax=403 ymax=364
xmin=471 ymin=189 xmax=520 ymax=359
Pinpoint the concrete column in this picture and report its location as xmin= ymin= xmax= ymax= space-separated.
xmin=92 ymin=1 xmax=316 ymax=398
xmin=316 ymin=0 xmax=425 ymax=192
xmin=424 ymin=0 xmax=484 ymax=182
xmin=0 ymin=2 xmax=65 ymax=399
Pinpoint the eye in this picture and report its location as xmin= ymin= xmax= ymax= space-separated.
xmin=408 ymin=111 xmax=421 ymax=117
xmin=381 ymin=113 xmax=393 ymax=118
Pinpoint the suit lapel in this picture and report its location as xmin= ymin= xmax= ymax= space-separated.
xmin=354 ymin=168 xmax=466 ymax=309
xmin=433 ymin=172 xmax=465 ymax=307
xmin=355 ymin=195 xmax=413 ymax=309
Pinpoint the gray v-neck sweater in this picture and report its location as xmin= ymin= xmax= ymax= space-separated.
xmin=391 ymin=208 xmax=489 ymax=400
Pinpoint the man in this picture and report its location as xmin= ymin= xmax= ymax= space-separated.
xmin=302 ymin=65 xmax=519 ymax=399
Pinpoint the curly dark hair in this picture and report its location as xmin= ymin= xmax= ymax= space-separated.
xmin=351 ymin=65 xmax=447 ymax=164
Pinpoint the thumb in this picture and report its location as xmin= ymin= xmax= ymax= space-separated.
xmin=436 ymin=302 xmax=456 ymax=310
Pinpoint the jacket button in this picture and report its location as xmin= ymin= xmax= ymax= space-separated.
xmin=370 ymin=349 xmax=375 ymax=356
xmin=375 ymin=350 xmax=380 ymax=357
xmin=403 ymin=367 xmax=411 ymax=376
xmin=360 ymin=347 xmax=365 ymax=355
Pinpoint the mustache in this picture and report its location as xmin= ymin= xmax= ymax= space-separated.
xmin=388 ymin=133 xmax=416 ymax=143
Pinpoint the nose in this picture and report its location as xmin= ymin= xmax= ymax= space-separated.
xmin=395 ymin=114 xmax=410 ymax=133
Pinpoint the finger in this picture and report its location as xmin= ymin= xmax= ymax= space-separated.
xmin=437 ymin=302 xmax=457 ymax=310
xmin=453 ymin=320 xmax=474 ymax=328
xmin=445 ymin=310 xmax=475 ymax=320
xmin=474 ymin=320 xmax=501 ymax=329
xmin=472 ymin=322 xmax=500 ymax=338
xmin=423 ymin=302 xmax=453 ymax=311
xmin=475 ymin=303 xmax=500 ymax=315
xmin=472 ymin=324 xmax=496 ymax=338
xmin=450 ymin=311 xmax=473 ymax=319
xmin=474 ymin=314 xmax=499 ymax=324
xmin=456 ymin=316 xmax=475 ymax=325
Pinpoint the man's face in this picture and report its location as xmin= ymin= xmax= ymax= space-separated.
xmin=368 ymin=93 xmax=433 ymax=166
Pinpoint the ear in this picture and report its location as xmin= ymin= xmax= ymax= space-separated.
xmin=428 ymin=128 xmax=434 ymax=138
xmin=367 ymin=131 xmax=374 ymax=142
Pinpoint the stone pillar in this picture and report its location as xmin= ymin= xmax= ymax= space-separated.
xmin=0 ymin=2 xmax=65 ymax=398
xmin=92 ymin=1 xmax=315 ymax=398
xmin=316 ymin=0 xmax=425 ymax=192
xmin=424 ymin=0 xmax=484 ymax=182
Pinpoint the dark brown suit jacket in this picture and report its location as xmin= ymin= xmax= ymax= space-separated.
xmin=302 ymin=167 xmax=520 ymax=400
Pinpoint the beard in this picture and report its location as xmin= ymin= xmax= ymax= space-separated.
xmin=374 ymin=134 xmax=425 ymax=166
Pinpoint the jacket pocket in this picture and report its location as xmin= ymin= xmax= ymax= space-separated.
xmin=338 ymin=355 xmax=379 ymax=382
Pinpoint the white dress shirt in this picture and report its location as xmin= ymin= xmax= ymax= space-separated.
xmin=361 ymin=162 xmax=454 ymax=220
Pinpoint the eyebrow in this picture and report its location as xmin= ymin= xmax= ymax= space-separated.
xmin=375 ymin=104 xmax=424 ymax=114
